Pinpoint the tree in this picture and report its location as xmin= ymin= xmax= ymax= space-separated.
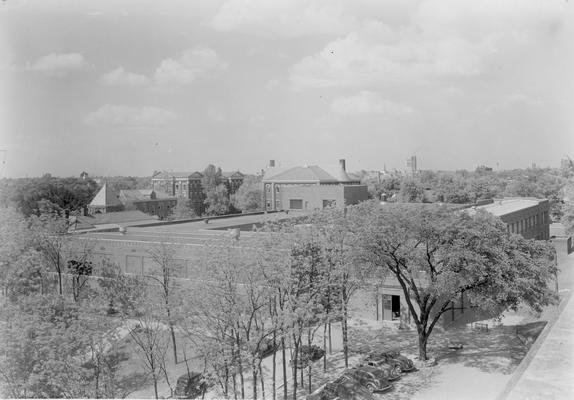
xmin=29 ymin=212 xmax=71 ymax=296
xmin=232 ymin=175 xmax=263 ymax=212
xmin=202 ymin=164 xmax=222 ymax=191
xmin=561 ymin=181 xmax=574 ymax=235
xmin=128 ymin=311 xmax=172 ymax=400
xmin=399 ymin=178 xmax=424 ymax=203
xmin=168 ymin=198 xmax=197 ymax=220
xmin=352 ymin=201 xmax=558 ymax=360
xmin=204 ymin=184 xmax=230 ymax=216
xmin=146 ymin=242 xmax=183 ymax=364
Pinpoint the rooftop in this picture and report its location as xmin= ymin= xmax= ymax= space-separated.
xmin=263 ymin=164 xmax=359 ymax=184
xmin=474 ymin=197 xmax=547 ymax=217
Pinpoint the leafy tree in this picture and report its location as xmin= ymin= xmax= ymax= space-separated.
xmin=561 ymin=181 xmax=574 ymax=235
xmin=399 ymin=178 xmax=424 ymax=203
xmin=145 ymin=242 xmax=184 ymax=364
xmin=204 ymin=184 xmax=230 ymax=216
xmin=28 ymin=212 xmax=71 ymax=296
xmin=352 ymin=201 xmax=558 ymax=360
xmin=202 ymin=164 xmax=222 ymax=191
xmin=232 ymin=175 xmax=263 ymax=212
xmin=127 ymin=311 xmax=172 ymax=400
xmin=0 ymin=176 xmax=99 ymax=216
xmin=168 ymin=198 xmax=197 ymax=220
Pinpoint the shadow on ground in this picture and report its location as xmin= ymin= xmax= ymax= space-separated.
xmin=348 ymin=322 xmax=535 ymax=376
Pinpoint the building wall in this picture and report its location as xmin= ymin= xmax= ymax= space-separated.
xmin=128 ymin=199 xmax=177 ymax=219
xmin=276 ymin=184 xmax=368 ymax=211
xmin=87 ymin=204 xmax=124 ymax=214
xmin=499 ymin=201 xmax=550 ymax=240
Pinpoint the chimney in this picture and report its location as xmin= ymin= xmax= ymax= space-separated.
xmin=269 ymin=160 xmax=276 ymax=168
xmin=339 ymin=159 xmax=346 ymax=171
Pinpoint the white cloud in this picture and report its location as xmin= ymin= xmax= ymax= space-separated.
xmin=84 ymin=105 xmax=177 ymax=127
xmin=209 ymin=0 xmax=357 ymax=38
xmin=331 ymin=91 xmax=414 ymax=116
xmin=290 ymin=21 xmax=490 ymax=89
xmin=154 ymin=47 xmax=227 ymax=86
xmin=26 ymin=53 xmax=88 ymax=76
xmin=99 ymin=67 xmax=150 ymax=86
xmin=289 ymin=0 xmax=566 ymax=90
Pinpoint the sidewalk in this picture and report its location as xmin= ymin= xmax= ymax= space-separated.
xmin=499 ymin=249 xmax=574 ymax=400
xmin=502 ymin=291 xmax=574 ymax=400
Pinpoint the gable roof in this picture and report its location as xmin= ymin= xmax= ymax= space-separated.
xmin=262 ymin=164 xmax=358 ymax=184
xmin=89 ymin=182 xmax=123 ymax=207
xmin=222 ymin=171 xmax=244 ymax=179
xmin=152 ymin=171 xmax=203 ymax=180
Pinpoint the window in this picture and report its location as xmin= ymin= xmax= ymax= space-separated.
xmin=289 ymin=199 xmax=303 ymax=209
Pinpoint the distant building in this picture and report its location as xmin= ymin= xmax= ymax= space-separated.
xmin=471 ymin=197 xmax=550 ymax=240
xmin=87 ymin=182 xmax=177 ymax=219
xmin=151 ymin=170 xmax=245 ymax=215
xmin=262 ymin=159 xmax=368 ymax=211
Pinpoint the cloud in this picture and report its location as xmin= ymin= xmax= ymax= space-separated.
xmin=331 ymin=91 xmax=414 ymax=116
xmin=99 ymin=67 xmax=150 ymax=86
xmin=290 ymin=21 xmax=489 ymax=89
xmin=154 ymin=47 xmax=227 ymax=86
xmin=26 ymin=53 xmax=88 ymax=76
xmin=84 ymin=105 xmax=177 ymax=127
xmin=289 ymin=0 xmax=566 ymax=90
xmin=209 ymin=0 xmax=356 ymax=38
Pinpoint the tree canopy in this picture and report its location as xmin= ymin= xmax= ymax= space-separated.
xmin=350 ymin=200 xmax=558 ymax=360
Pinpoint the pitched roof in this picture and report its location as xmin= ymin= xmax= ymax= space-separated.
xmin=222 ymin=171 xmax=244 ymax=179
xmin=152 ymin=171 xmax=203 ymax=179
xmin=262 ymin=164 xmax=359 ymax=184
xmin=89 ymin=182 xmax=123 ymax=207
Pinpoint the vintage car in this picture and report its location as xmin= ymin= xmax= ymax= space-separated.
xmin=307 ymin=374 xmax=375 ymax=400
xmin=174 ymin=372 xmax=209 ymax=399
xmin=291 ymin=344 xmax=326 ymax=368
xmin=256 ymin=337 xmax=279 ymax=359
xmin=340 ymin=366 xmax=393 ymax=393
xmin=358 ymin=356 xmax=402 ymax=380
xmin=365 ymin=350 xmax=415 ymax=372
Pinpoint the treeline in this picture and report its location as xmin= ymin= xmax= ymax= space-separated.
xmin=360 ymin=165 xmax=573 ymax=220
xmin=0 ymin=175 xmax=153 ymax=217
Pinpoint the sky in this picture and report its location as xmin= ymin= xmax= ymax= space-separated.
xmin=0 ymin=0 xmax=573 ymax=178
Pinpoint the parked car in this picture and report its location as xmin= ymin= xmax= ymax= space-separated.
xmin=256 ymin=337 xmax=279 ymax=359
xmin=307 ymin=374 xmax=375 ymax=400
xmin=291 ymin=344 xmax=326 ymax=368
xmin=365 ymin=350 xmax=415 ymax=372
xmin=340 ymin=366 xmax=393 ymax=393
xmin=174 ymin=372 xmax=209 ymax=399
xmin=358 ymin=356 xmax=402 ymax=380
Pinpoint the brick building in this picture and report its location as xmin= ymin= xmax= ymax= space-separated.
xmin=262 ymin=159 xmax=368 ymax=211
xmin=471 ymin=197 xmax=550 ymax=240
xmin=152 ymin=170 xmax=244 ymax=215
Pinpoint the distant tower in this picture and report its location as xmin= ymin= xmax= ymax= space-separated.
xmin=406 ymin=155 xmax=417 ymax=176
xmin=80 ymin=171 xmax=89 ymax=180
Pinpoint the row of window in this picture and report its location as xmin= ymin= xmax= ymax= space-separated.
xmin=287 ymin=199 xmax=337 ymax=210
xmin=508 ymin=211 xmax=548 ymax=235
